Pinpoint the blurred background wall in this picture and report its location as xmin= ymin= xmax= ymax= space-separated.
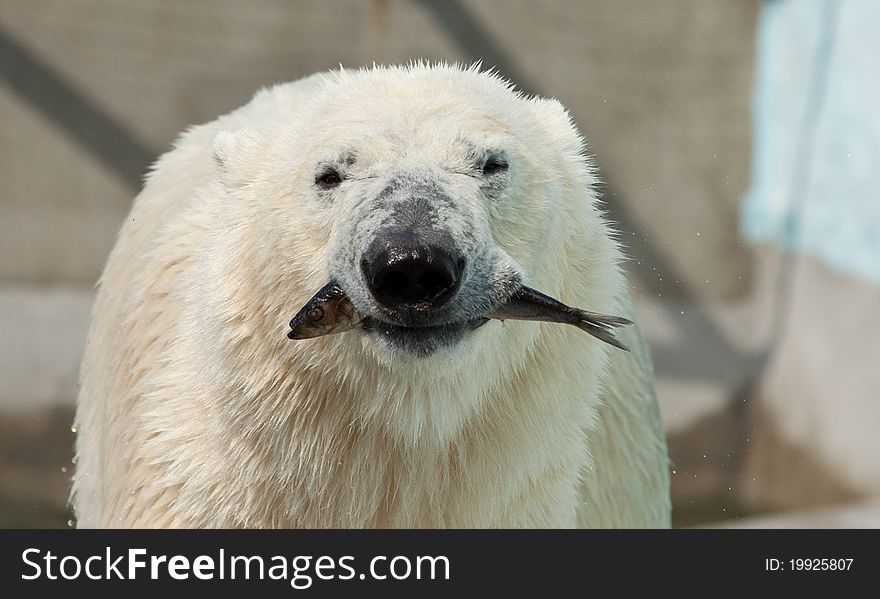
xmin=1 ymin=0 xmax=877 ymax=527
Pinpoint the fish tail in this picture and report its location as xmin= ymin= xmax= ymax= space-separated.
xmin=571 ymin=309 xmax=631 ymax=351
xmin=575 ymin=320 xmax=630 ymax=351
xmin=575 ymin=311 xmax=633 ymax=328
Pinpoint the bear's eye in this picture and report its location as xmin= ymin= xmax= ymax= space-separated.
xmin=482 ymin=158 xmax=509 ymax=176
xmin=316 ymin=168 xmax=343 ymax=190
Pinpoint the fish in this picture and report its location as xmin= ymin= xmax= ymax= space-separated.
xmin=287 ymin=282 xmax=362 ymax=340
xmin=485 ymin=286 xmax=631 ymax=351
xmin=287 ymin=281 xmax=632 ymax=350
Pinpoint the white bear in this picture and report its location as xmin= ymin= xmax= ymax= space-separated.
xmin=72 ymin=64 xmax=670 ymax=528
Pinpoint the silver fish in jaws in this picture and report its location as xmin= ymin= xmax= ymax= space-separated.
xmin=485 ymin=286 xmax=631 ymax=351
xmin=287 ymin=282 xmax=363 ymax=340
xmin=288 ymin=282 xmax=631 ymax=350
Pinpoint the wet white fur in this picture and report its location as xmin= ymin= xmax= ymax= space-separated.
xmin=72 ymin=64 xmax=670 ymax=527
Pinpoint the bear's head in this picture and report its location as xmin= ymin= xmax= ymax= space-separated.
xmin=210 ymin=65 xmax=621 ymax=374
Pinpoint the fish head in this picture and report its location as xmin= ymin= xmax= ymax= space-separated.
xmin=287 ymin=284 xmax=357 ymax=340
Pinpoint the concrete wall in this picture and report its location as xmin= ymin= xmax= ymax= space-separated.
xmin=1 ymin=0 xmax=758 ymax=297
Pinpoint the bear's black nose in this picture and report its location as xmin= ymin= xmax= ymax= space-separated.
xmin=362 ymin=231 xmax=464 ymax=310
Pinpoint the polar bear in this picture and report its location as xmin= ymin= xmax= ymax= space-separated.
xmin=72 ymin=64 xmax=670 ymax=528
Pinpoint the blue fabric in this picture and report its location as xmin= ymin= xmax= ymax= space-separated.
xmin=742 ymin=0 xmax=880 ymax=284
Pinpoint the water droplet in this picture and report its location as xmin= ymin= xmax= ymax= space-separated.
xmin=696 ymin=232 xmax=701 ymax=237
xmin=67 ymin=519 xmax=74 ymax=528
xmin=70 ymin=425 xmax=78 ymax=433
xmin=672 ymin=469 xmax=677 ymax=475
xmin=61 ymin=466 xmax=67 ymax=473
xmin=680 ymin=310 xmax=685 ymax=315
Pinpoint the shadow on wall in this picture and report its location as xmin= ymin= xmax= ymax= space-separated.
xmin=668 ymin=385 xmax=861 ymax=528
xmin=0 ymin=406 xmax=74 ymax=528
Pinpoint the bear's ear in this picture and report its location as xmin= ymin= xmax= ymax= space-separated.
xmin=530 ymin=97 xmax=570 ymax=126
xmin=529 ymin=97 xmax=586 ymax=156
xmin=212 ymin=128 xmax=270 ymax=190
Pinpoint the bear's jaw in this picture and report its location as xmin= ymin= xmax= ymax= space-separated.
xmin=360 ymin=315 xmax=488 ymax=357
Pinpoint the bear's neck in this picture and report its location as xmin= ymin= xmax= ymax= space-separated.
xmin=217 ymin=328 xmax=602 ymax=527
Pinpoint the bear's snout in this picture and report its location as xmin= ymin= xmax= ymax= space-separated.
xmin=361 ymin=227 xmax=464 ymax=312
